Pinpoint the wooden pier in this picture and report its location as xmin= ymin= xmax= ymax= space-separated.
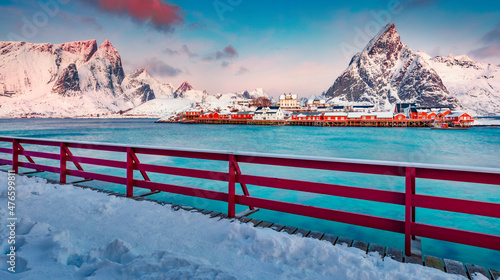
xmin=186 ymin=118 xmax=434 ymax=127
xmin=0 ymin=136 xmax=498 ymax=278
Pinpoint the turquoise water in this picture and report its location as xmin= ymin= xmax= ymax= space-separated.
xmin=0 ymin=118 xmax=499 ymax=269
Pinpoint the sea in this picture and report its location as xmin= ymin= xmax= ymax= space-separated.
xmin=0 ymin=118 xmax=499 ymax=269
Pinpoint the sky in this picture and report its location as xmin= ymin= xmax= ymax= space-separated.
xmin=1 ymin=0 xmax=500 ymax=98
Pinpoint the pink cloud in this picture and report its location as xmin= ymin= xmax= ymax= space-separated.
xmin=83 ymin=0 xmax=183 ymax=32
xmin=470 ymin=44 xmax=500 ymax=59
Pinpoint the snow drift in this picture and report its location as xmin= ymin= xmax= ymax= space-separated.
xmin=0 ymin=173 xmax=480 ymax=279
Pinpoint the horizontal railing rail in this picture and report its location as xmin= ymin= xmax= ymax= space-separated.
xmin=0 ymin=136 xmax=499 ymax=256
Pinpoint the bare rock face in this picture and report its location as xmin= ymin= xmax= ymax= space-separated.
xmin=137 ymin=84 xmax=156 ymax=103
xmin=77 ymin=40 xmax=125 ymax=94
xmin=51 ymin=63 xmax=80 ymax=96
xmin=173 ymin=81 xmax=194 ymax=98
xmin=325 ymin=23 xmax=459 ymax=109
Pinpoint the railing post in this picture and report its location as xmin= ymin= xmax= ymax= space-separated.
xmin=228 ymin=154 xmax=236 ymax=218
xmin=405 ymin=167 xmax=416 ymax=256
xmin=60 ymin=142 xmax=67 ymax=183
xmin=12 ymin=139 xmax=18 ymax=173
xmin=126 ymin=147 xmax=134 ymax=197
xmin=412 ymin=176 xmax=416 ymax=241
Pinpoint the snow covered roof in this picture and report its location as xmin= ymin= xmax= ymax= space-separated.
xmin=232 ymin=111 xmax=254 ymax=115
xmin=347 ymin=111 xmax=390 ymax=118
xmin=280 ymin=94 xmax=297 ymax=100
xmin=446 ymin=111 xmax=467 ymax=118
xmin=375 ymin=112 xmax=393 ymax=118
xmin=347 ymin=112 xmax=363 ymax=118
xmin=307 ymin=98 xmax=326 ymax=104
xmin=304 ymin=112 xmax=322 ymax=116
xmin=254 ymin=106 xmax=281 ymax=114
xmin=353 ymin=105 xmax=375 ymax=108
xmin=324 ymin=112 xmax=347 ymax=116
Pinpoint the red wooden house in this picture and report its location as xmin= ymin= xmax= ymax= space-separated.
xmin=394 ymin=113 xmax=406 ymax=120
xmin=437 ymin=109 xmax=451 ymax=118
xmin=199 ymin=113 xmax=211 ymax=119
xmin=444 ymin=112 xmax=473 ymax=122
xmin=416 ymin=110 xmax=428 ymax=119
xmin=427 ymin=112 xmax=437 ymax=119
xmin=305 ymin=112 xmax=323 ymax=121
xmin=291 ymin=113 xmax=307 ymax=121
xmin=231 ymin=112 xmax=254 ymax=120
xmin=442 ymin=112 xmax=474 ymax=127
xmin=324 ymin=112 xmax=348 ymax=121
xmin=184 ymin=110 xmax=202 ymax=120
xmin=219 ymin=113 xmax=230 ymax=119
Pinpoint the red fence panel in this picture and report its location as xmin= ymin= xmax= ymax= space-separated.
xmin=0 ymin=136 xmax=499 ymax=257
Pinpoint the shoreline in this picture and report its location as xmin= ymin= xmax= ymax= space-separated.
xmin=0 ymin=117 xmax=499 ymax=127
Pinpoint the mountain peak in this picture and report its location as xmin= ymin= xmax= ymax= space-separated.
xmin=58 ymin=39 xmax=97 ymax=63
xmin=363 ymin=23 xmax=402 ymax=55
xmin=98 ymin=39 xmax=118 ymax=53
xmin=177 ymin=81 xmax=193 ymax=92
xmin=92 ymin=39 xmax=121 ymax=64
xmin=127 ymin=68 xmax=152 ymax=80
xmin=173 ymin=81 xmax=194 ymax=98
xmin=100 ymin=39 xmax=112 ymax=47
xmin=325 ymin=23 xmax=458 ymax=109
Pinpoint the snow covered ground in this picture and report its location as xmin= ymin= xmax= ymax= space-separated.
xmin=0 ymin=173 xmax=487 ymax=279
xmin=473 ymin=118 xmax=500 ymax=126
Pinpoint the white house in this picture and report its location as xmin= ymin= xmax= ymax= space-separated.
xmin=253 ymin=106 xmax=285 ymax=120
xmin=279 ymin=93 xmax=298 ymax=109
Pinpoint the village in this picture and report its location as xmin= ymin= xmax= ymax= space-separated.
xmin=178 ymin=93 xmax=474 ymax=128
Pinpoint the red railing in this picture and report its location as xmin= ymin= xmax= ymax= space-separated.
xmin=0 ymin=136 xmax=499 ymax=256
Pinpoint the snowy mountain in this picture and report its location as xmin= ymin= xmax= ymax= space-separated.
xmin=206 ymin=88 xmax=268 ymax=103
xmin=325 ymin=23 xmax=459 ymax=110
xmin=121 ymin=68 xmax=175 ymax=106
xmin=0 ymin=39 xmax=140 ymax=116
xmin=128 ymin=87 xmax=270 ymax=118
xmin=421 ymin=53 xmax=500 ymax=116
xmin=172 ymin=81 xmax=208 ymax=103
xmin=0 ymin=39 xmax=268 ymax=117
xmin=173 ymin=81 xmax=194 ymax=98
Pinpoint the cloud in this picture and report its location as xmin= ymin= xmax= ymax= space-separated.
xmin=163 ymin=45 xmax=197 ymax=57
xmin=469 ymin=44 xmax=500 ymax=59
xmin=481 ymin=22 xmax=500 ymax=44
xmin=80 ymin=0 xmax=183 ymax=32
xmin=58 ymin=11 xmax=102 ymax=31
xmin=236 ymin=66 xmax=249 ymax=75
xmin=180 ymin=45 xmax=198 ymax=58
xmin=142 ymin=57 xmax=182 ymax=77
xmin=163 ymin=48 xmax=179 ymax=56
xmin=202 ymin=45 xmax=239 ymax=61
